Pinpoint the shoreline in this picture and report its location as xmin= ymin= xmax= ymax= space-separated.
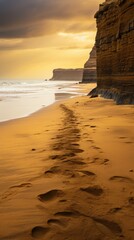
xmin=0 ymin=100 xmax=58 ymax=126
xmin=0 ymin=82 xmax=96 ymax=124
xmin=0 ymin=81 xmax=94 ymax=123
xmin=0 ymin=92 xmax=134 ymax=240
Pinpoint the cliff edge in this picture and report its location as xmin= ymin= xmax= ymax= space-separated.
xmin=82 ymin=45 xmax=97 ymax=83
xmin=90 ymin=0 xmax=134 ymax=104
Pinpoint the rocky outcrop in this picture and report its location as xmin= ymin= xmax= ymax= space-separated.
xmin=82 ymin=46 xmax=97 ymax=83
xmin=90 ymin=0 xmax=134 ymax=104
xmin=50 ymin=68 xmax=83 ymax=81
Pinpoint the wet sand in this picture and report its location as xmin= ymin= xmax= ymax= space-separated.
xmin=0 ymin=92 xmax=134 ymax=240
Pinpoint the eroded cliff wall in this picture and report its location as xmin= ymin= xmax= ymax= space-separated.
xmin=92 ymin=0 xmax=134 ymax=104
xmin=82 ymin=46 xmax=97 ymax=83
xmin=50 ymin=68 xmax=83 ymax=81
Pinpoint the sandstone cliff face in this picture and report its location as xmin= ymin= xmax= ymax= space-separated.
xmin=82 ymin=46 xmax=97 ymax=83
xmin=92 ymin=0 xmax=134 ymax=104
xmin=50 ymin=68 xmax=83 ymax=81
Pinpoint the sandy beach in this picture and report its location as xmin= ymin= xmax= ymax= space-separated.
xmin=0 ymin=87 xmax=134 ymax=240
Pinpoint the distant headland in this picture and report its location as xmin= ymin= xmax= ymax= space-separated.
xmin=49 ymin=68 xmax=83 ymax=81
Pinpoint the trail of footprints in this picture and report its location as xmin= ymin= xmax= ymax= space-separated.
xmin=25 ymin=104 xmax=134 ymax=240
xmin=2 ymin=103 xmax=131 ymax=239
xmin=33 ymin=104 xmax=100 ymax=238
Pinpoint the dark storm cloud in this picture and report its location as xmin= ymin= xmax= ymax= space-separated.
xmin=0 ymin=0 xmax=99 ymax=38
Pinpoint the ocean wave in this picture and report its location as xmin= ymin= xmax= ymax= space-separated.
xmin=0 ymin=80 xmax=83 ymax=122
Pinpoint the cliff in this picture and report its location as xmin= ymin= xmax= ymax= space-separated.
xmin=50 ymin=68 xmax=83 ymax=81
xmin=90 ymin=0 xmax=134 ymax=104
xmin=82 ymin=45 xmax=97 ymax=83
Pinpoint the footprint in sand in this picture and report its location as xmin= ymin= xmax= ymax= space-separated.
xmin=71 ymin=129 xmax=80 ymax=134
xmin=55 ymin=134 xmax=63 ymax=140
xmin=92 ymin=217 xmax=122 ymax=235
xmin=91 ymin=146 xmax=101 ymax=150
xmin=68 ymin=148 xmax=84 ymax=154
xmin=64 ymin=159 xmax=86 ymax=166
xmin=80 ymin=185 xmax=103 ymax=196
xmin=50 ymin=154 xmax=61 ymax=160
xmin=103 ymin=159 xmax=110 ymax=164
xmin=1 ymin=182 xmax=32 ymax=201
xmin=63 ymin=169 xmax=75 ymax=177
xmin=108 ymin=207 xmax=122 ymax=214
xmin=93 ymin=157 xmax=99 ymax=161
xmin=79 ymin=170 xmax=96 ymax=177
xmin=91 ymin=157 xmax=109 ymax=165
xmin=128 ymin=197 xmax=134 ymax=205
xmin=31 ymin=226 xmax=49 ymax=238
xmin=47 ymin=218 xmax=67 ymax=228
xmin=87 ymin=139 xmax=94 ymax=143
xmin=52 ymin=145 xmax=63 ymax=151
xmin=54 ymin=210 xmax=80 ymax=217
xmin=44 ymin=166 xmax=61 ymax=175
xmin=45 ymin=166 xmax=75 ymax=178
xmin=10 ymin=183 xmax=32 ymax=189
xmin=71 ymin=143 xmax=80 ymax=147
xmin=31 ymin=148 xmax=36 ymax=151
xmin=38 ymin=189 xmax=64 ymax=202
xmin=63 ymin=152 xmax=76 ymax=158
xmin=83 ymin=132 xmax=88 ymax=136
xmin=109 ymin=176 xmax=133 ymax=183
xmin=59 ymin=199 xmax=67 ymax=203
xmin=50 ymin=154 xmax=75 ymax=160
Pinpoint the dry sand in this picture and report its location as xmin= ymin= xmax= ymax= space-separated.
xmin=0 ymin=90 xmax=134 ymax=240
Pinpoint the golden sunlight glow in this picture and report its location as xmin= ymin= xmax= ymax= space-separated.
xmin=0 ymin=0 xmax=101 ymax=80
xmin=58 ymin=32 xmax=90 ymax=42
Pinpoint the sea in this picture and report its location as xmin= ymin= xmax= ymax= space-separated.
xmin=0 ymin=79 xmax=95 ymax=123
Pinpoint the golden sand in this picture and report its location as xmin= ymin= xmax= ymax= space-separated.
xmin=0 ymin=89 xmax=134 ymax=240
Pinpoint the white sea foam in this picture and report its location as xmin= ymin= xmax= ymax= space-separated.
xmin=0 ymin=80 xmax=85 ymax=122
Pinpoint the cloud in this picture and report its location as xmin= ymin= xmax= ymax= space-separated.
xmin=57 ymin=44 xmax=93 ymax=50
xmin=0 ymin=38 xmax=23 ymax=50
xmin=64 ymin=21 xmax=96 ymax=34
xmin=0 ymin=0 xmax=100 ymax=38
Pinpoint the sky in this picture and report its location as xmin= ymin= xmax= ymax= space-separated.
xmin=0 ymin=0 xmax=101 ymax=80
